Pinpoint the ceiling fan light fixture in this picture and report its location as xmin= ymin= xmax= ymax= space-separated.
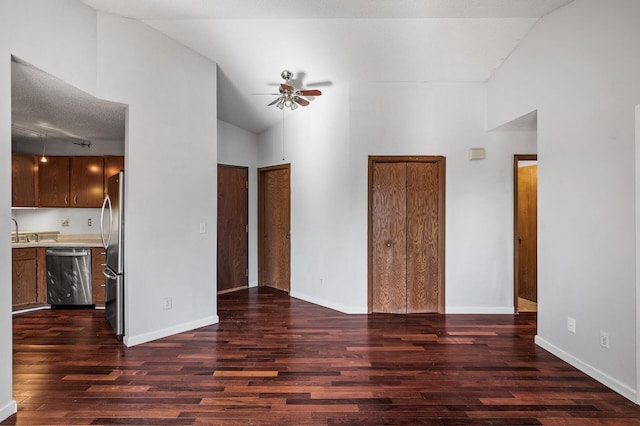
xmin=276 ymin=98 xmax=285 ymax=110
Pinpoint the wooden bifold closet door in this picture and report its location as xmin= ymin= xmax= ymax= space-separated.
xmin=369 ymin=156 xmax=445 ymax=314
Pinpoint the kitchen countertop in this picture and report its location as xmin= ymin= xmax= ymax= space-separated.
xmin=11 ymin=233 xmax=103 ymax=248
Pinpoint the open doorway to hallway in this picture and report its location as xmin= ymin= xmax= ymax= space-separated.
xmin=514 ymin=155 xmax=537 ymax=313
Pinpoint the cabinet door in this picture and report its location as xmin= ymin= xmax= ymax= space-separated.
xmin=70 ymin=157 xmax=104 ymax=207
xmin=12 ymin=248 xmax=38 ymax=308
xmin=38 ymin=156 xmax=70 ymax=207
xmin=12 ymin=153 xmax=36 ymax=207
xmin=104 ymin=156 xmax=124 ymax=197
xmin=91 ymin=247 xmax=106 ymax=306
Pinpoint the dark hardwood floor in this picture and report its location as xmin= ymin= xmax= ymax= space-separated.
xmin=4 ymin=286 xmax=640 ymax=425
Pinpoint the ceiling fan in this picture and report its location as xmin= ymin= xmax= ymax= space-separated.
xmin=264 ymin=70 xmax=322 ymax=111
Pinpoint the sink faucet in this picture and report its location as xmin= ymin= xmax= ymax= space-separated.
xmin=11 ymin=217 xmax=18 ymax=243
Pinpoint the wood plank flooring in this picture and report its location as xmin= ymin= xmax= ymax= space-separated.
xmin=4 ymin=286 xmax=640 ymax=425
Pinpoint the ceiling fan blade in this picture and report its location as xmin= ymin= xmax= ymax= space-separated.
xmin=293 ymin=96 xmax=310 ymax=107
xmin=296 ymin=89 xmax=322 ymax=97
xmin=268 ymin=97 xmax=282 ymax=106
xmin=280 ymin=83 xmax=293 ymax=92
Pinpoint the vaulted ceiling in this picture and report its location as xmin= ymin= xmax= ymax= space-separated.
xmin=16 ymin=1 xmax=575 ymax=141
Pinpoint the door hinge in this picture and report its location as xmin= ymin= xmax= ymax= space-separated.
xmin=246 ymin=224 xmax=249 ymax=232
xmin=245 ymin=268 xmax=249 ymax=277
xmin=246 ymin=181 xmax=249 ymax=189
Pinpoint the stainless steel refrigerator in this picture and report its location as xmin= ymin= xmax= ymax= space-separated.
xmin=101 ymin=170 xmax=125 ymax=340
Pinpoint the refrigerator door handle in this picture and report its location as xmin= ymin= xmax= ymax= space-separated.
xmin=103 ymin=268 xmax=118 ymax=280
xmin=100 ymin=195 xmax=112 ymax=249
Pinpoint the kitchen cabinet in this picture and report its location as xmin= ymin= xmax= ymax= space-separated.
xmin=38 ymin=156 xmax=70 ymax=207
xmin=36 ymin=248 xmax=47 ymax=304
xmin=104 ymin=156 xmax=124 ymax=196
xmin=70 ymin=156 xmax=104 ymax=207
xmin=91 ymin=247 xmax=106 ymax=307
xmin=12 ymin=248 xmax=38 ymax=309
xmin=12 ymin=153 xmax=36 ymax=207
xmin=104 ymin=155 xmax=124 ymax=180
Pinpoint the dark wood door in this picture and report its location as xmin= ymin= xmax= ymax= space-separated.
xmin=369 ymin=157 xmax=445 ymax=314
xmin=517 ymin=164 xmax=538 ymax=302
xmin=217 ymin=165 xmax=249 ymax=293
xmin=259 ymin=165 xmax=291 ymax=293
xmin=11 ymin=153 xmax=36 ymax=207
xmin=38 ymin=156 xmax=70 ymax=207
xmin=70 ymin=156 xmax=104 ymax=207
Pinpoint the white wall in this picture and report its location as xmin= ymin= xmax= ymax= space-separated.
xmin=258 ymin=82 xmax=361 ymax=312
xmin=11 ymin=208 xmax=101 ymax=235
xmin=1 ymin=1 xmax=218 ymax=420
xmin=0 ymin=3 xmax=14 ymax=420
xmin=258 ymin=81 xmax=536 ymax=314
xmin=95 ymin=12 xmax=218 ymax=346
xmin=217 ymin=119 xmax=258 ymax=286
xmin=488 ymin=0 xmax=640 ymax=402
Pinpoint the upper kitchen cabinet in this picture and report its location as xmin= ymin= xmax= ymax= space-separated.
xmin=104 ymin=156 xmax=124 ymax=196
xmin=38 ymin=156 xmax=70 ymax=207
xmin=12 ymin=153 xmax=36 ymax=207
xmin=70 ymin=156 xmax=104 ymax=207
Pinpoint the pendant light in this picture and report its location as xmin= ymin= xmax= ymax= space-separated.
xmin=40 ymin=133 xmax=48 ymax=163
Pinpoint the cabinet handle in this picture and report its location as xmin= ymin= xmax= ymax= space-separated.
xmin=64 ymin=194 xmax=68 ymax=205
xmin=74 ymin=195 xmax=78 ymax=205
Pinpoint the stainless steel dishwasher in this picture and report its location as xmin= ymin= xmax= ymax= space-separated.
xmin=46 ymin=248 xmax=93 ymax=307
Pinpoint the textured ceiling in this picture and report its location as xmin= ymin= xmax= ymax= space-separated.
xmin=13 ymin=1 xmax=574 ymax=140
xmin=11 ymin=57 xmax=126 ymax=148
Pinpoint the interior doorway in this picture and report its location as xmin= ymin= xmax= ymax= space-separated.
xmin=258 ymin=164 xmax=291 ymax=293
xmin=514 ymin=155 xmax=538 ymax=313
xmin=368 ymin=156 xmax=446 ymax=314
xmin=217 ymin=165 xmax=249 ymax=294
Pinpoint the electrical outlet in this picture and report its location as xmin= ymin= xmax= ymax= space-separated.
xmin=567 ymin=317 xmax=576 ymax=334
xmin=61 ymin=218 xmax=70 ymax=227
xmin=600 ymin=331 xmax=610 ymax=348
xmin=88 ymin=218 xmax=92 ymax=227
xmin=199 ymin=223 xmax=207 ymax=234
xmin=163 ymin=297 xmax=172 ymax=310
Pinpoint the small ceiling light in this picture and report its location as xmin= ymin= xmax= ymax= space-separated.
xmin=40 ymin=134 xmax=48 ymax=163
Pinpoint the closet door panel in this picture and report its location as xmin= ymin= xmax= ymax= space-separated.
xmin=406 ymin=162 xmax=440 ymax=313
xmin=371 ymin=162 xmax=407 ymax=313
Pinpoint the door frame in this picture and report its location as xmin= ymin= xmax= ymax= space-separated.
xmin=513 ymin=154 xmax=537 ymax=313
xmin=257 ymin=163 xmax=291 ymax=291
xmin=367 ymin=155 xmax=446 ymax=313
xmin=217 ymin=164 xmax=249 ymax=294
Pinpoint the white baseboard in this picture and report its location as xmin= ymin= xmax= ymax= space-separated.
xmin=248 ymin=281 xmax=258 ymax=288
xmin=445 ymin=306 xmax=514 ymax=314
xmin=290 ymin=290 xmax=367 ymax=314
xmin=123 ymin=315 xmax=219 ymax=347
xmin=535 ymin=335 xmax=637 ymax=403
xmin=0 ymin=400 xmax=17 ymax=422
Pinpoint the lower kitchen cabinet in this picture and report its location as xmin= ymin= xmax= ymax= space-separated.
xmin=92 ymin=247 xmax=106 ymax=307
xmin=12 ymin=248 xmax=38 ymax=309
